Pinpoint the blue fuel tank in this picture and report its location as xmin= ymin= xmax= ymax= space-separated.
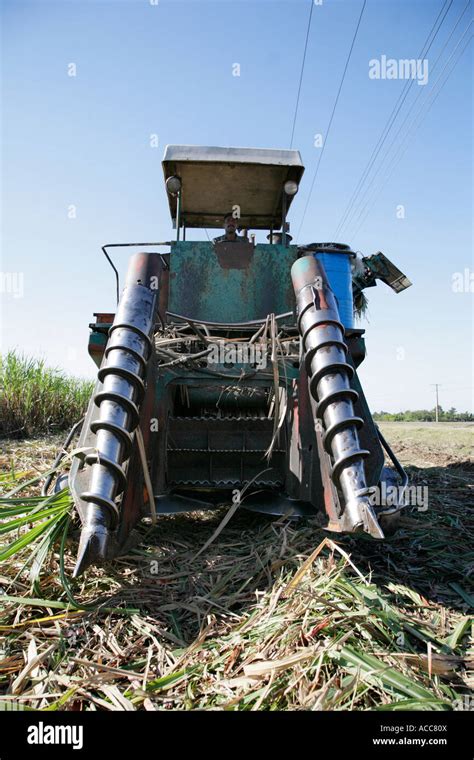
xmin=312 ymin=245 xmax=355 ymax=329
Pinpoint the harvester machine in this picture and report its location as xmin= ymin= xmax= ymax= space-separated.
xmin=67 ymin=146 xmax=412 ymax=576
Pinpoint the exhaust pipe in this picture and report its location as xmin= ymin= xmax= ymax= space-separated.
xmin=291 ymin=255 xmax=384 ymax=539
xmin=73 ymin=252 xmax=162 ymax=576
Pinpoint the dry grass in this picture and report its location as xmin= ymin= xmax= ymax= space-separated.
xmin=0 ymin=424 xmax=472 ymax=711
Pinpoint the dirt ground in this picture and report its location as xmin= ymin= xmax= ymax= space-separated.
xmin=377 ymin=422 xmax=473 ymax=468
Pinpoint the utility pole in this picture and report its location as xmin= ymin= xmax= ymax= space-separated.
xmin=431 ymin=384 xmax=441 ymax=423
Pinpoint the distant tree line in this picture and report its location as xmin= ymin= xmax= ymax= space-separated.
xmin=373 ymin=407 xmax=473 ymax=422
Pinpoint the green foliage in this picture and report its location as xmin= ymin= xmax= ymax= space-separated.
xmin=0 ymin=351 xmax=93 ymax=437
xmin=373 ymin=408 xmax=473 ymax=422
xmin=0 ymin=488 xmax=72 ymax=582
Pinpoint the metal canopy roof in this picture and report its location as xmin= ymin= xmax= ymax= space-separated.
xmin=162 ymin=145 xmax=305 ymax=230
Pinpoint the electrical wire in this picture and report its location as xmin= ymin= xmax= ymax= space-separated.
xmin=345 ymin=2 xmax=472 ymax=239
xmin=289 ymin=0 xmax=315 ymax=149
xmin=350 ymin=21 xmax=473 ymax=241
xmin=332 ymin=0 xmax=454 ymax=240
xmin=295 ymin=0 xmax=367 ymax=242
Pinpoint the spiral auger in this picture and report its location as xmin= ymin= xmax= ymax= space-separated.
xmin=73 ymin=252 xmax=162 ymax=577
xmin=291 ymin=254 xmax=384 ymax=539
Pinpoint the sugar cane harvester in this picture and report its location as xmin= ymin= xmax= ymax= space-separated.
xmin=60 ymin=146 xmax=411 ymax=576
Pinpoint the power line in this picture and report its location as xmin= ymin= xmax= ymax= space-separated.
xmin=350 ymin=23 xmax=473 ymax=240
xmin=346 ymin=3 xmax=472 ymax=241
xmin=333 ymin=0 xmax=454 ymax=240
xmin=332 ymin=0 xmax=454 ymax=241
xmin=345 ymin=4 xmax=472 ymax=240
xmin=289 ymin=0 xmax=315 ymax=149
xmin=350 ymin=22 xmax=473 ymax=241
xmin=295 ymin=0 xmax=367 ymax=242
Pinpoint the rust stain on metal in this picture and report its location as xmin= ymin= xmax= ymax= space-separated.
xmin=214 ymin=241 xmax=254 ymax=269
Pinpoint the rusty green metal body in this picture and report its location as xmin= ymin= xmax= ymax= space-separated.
xmin=168 ymin=242 xmax=298 ymax=322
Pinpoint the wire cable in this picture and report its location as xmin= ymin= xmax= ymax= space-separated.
xmin=332 ymin=0 xmax=454 ymax=241
xmin=345 ymin=1 xmax=472 ymax=239
xmin=289 ymin=0 xmax=315 ymax=148
xmin=295 ymin=0 xmax=367 ymax=242
xmin=350 ymin=23 xmax=473 ymax=241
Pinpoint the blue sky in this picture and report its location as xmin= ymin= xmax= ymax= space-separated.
xmin=1 ymin=0 xmax=472 ymax=412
